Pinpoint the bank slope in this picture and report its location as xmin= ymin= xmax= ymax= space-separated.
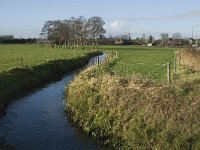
xmin=66 ymin=63 xmax=200 ymax=150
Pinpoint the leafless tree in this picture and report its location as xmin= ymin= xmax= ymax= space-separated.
xmin=147 ymin=35 xmax=154 ymax=44
xmin=85 ymin=16 xmax=106 ymax=46
xmin=160 ymin=33 xmax=169 ymax=47
xmin=41 ymin=16 xmax=106 ymax=49
xmin=140 ymin=33 xmax=146 ymax=45
xmin=172 ymin=32 xmax=182 ymax=47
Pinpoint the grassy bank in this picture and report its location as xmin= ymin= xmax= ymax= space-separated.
xmin=0 ymin=50 xmax=101 ymax=116
xmin=66 ymin=49 xmax=200 ymax=149
xmin=0 ymin=44 xmax=94 ymax=72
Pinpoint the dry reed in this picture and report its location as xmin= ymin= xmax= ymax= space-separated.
xmin=66 ymin=64 xmax=200 ymax=150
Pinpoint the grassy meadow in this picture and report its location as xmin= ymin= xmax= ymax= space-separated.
xmin=0 ymin=44 xmax=93 ymax=72
xmin=0 ymin=44 xmax=175 ymax=81
xmin=100 ymin=45 xmax=175 ymax=81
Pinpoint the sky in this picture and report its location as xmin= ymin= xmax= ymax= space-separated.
xmin=1 ymin=0 xmax=200 ymax=39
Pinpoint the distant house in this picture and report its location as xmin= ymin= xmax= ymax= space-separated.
xmin=167 ymin=38 xmax=174 ymax=46
xmin=115 ymin=38 xmax=124 ymax=45
xmin=189 ymin=38 xmax=196 ymax=45
xmin=152 ymin=40 xmax=160 ymax=46
xmin=147 ymin=43 xmax=152 ymax=47
xmin=147 ymin=40 xmax=160 ymax=46
xmin=188 ymin=38 xmax=199 ymax=47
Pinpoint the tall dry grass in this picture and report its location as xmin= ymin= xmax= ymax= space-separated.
xmin=66 ymin=64 xmax=200 ymax=150
xmin=179 ymin=49 xmax=200 ymax=71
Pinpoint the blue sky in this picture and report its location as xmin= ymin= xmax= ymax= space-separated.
xmin=0 ymin=0 xmax=200 ymax=38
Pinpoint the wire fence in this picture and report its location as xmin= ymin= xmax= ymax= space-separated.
xmin=95 ymin=50 xmax=181 ymax=84
xmin=0 ymin=57 xmax=64 ymax=72
xmin=1 ymin=50 xmax=181 ymax=84
xmin=0 ymin=53 xmax=81 ymax=72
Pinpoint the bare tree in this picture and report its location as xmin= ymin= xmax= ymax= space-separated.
xmin=172 ymin=32 xmax=182 ymax=47
xmin=160 ymin=33 xmax=169 ymax=47
xmin=73 ymin=16 xmax=87 ymax=49
xmin=147 ymin=35 xmax=154 ymax=44
xmin=40 ymin=16 xmax=105 ymax=49
xmin=140 ymin=33 xmax=146 ymax=45
xmin=41 ymin=20 xmax=63 ymax=48
xmin=85 ymin=16 xmax=106 ymax=46
xmin=0 ymin=35 xmax=14 ymax=40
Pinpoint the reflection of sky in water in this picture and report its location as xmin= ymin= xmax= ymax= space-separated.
xmin=88 ymin=53 xmax=107 ymax=66
xmin=0 ymin=54 xmax=107 ymax=150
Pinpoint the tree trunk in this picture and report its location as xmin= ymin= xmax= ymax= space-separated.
xmin=80 ymin=38 xmax=84 ymax=49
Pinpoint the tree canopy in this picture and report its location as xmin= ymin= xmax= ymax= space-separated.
xmin=40 ymin=16 xmax=106 ymax=48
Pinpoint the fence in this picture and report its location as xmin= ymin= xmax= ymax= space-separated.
xmin=94 ymin=50 xmax=184 ymax=84
xmin=166 ymin=56 xmax=181 ymax=84
xmin=0 ymin=57 xmax=57 ymax=72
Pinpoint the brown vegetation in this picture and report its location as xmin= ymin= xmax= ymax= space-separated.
xmin=179 ymin=49 xmax=200 ymax=71
xmin=66 ymin=64 xmax=200 ymax=149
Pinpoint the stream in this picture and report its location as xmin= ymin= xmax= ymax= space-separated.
xmin=0 ymin=54 xmax=107 ymax=150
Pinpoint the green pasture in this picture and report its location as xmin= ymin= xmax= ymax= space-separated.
xmin=0 ymin=44 xmax=175 ymax=81
xmin=100 ymin=45 xmax=175 ymax=81
xmin=0 ymin=44 xmax=92 ymax=72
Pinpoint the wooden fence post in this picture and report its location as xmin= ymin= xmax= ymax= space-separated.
xmin=174 ymin=57 xmax=176 ymax=74
xmin=178 ymin=56 xmax=181 ymax=67
xmin=115 ymin=52 xmax=118 ymax=58
xmin=20 ymin=58 xmax=23 ymax=65
xmin=97 ymin=57 xmax=100 ymax=67
xmin=106 ymin=57 xmax=109 ymax=64
xmin=167 ymin=62 xmax=171 ymax=84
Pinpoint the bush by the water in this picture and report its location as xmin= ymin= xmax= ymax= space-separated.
xmin=66 ymin=64 xmax=200 ymax=150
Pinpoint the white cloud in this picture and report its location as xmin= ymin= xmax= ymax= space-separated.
xmin=110 ymin=20 xmax=125 ymax=29
xmin=104 ymin=20 xmax=134 ymax=35
xmin=104 ymin=9 xmax=200 ymax=37
xmin=111 ymin=9 xmax=200 ymax=21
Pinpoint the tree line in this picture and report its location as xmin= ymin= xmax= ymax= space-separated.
xmin=40 ymin=16 xmax=105 ymax=49
xmin=110 ymin=32 xmax=196 ymax=47
xmin=0 ymin=35 xmax=36 ymax=44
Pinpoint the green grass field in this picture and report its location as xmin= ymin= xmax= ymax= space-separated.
xmin=0 ymin=44 xmax=92 ymax=72
xmin=0 ymin=44 xmax=175 ymax=81
xmin=100 ymin=45 xmax=175 ymax=81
